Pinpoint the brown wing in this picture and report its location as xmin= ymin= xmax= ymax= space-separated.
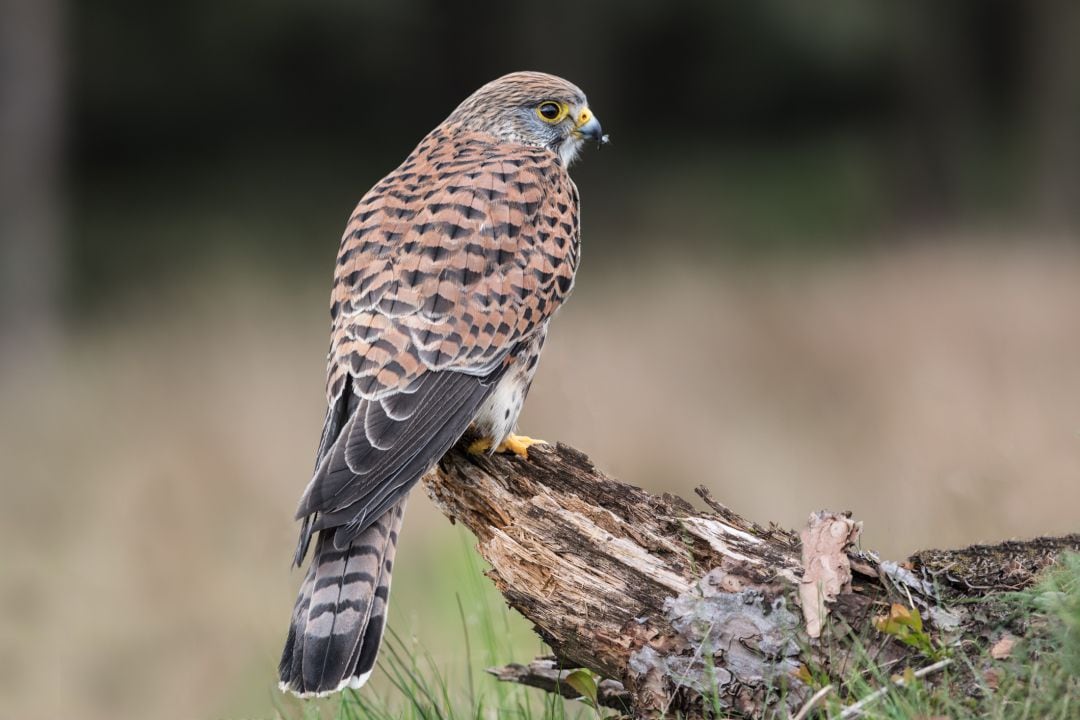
xmin=325 ymin=127 xmax=580 ymax=404
xmin=294 ymin=127 xmax=580 ymax=556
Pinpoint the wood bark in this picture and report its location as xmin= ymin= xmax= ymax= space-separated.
xmin=423 ymin=436 xmax=1080 ymax=718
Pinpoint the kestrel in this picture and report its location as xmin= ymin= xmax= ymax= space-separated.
xmin=279 ymin=72 xmax=605 ymax=697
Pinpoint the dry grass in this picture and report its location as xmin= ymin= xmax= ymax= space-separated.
xmin=2 ymin=241 xmax=1079 ymax=719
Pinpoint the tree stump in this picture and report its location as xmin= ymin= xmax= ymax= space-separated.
xmin=423 ymin=437 xmax=1079 ymax=718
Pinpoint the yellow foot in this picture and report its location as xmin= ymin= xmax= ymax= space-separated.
xmin=467 ymin=434 xmax=547 ymax=459
xmin=496 ymin=434 xmax=546 ymax=459
xmin=467 ymin=437 xmax=493 ymax=455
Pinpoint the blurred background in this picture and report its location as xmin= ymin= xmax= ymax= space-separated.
xmin=2 ymin=1 xmax=1079 ymax=718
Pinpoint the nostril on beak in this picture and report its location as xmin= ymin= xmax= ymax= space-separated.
xmin=578 ymin=115 xmax=605 ymax=144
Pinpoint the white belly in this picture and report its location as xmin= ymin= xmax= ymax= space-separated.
xmin=471 ymin=329 xmax=546 ymax=447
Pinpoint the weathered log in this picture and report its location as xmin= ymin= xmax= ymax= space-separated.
xmin=423 ymin=437 xmax=1080 ymax=718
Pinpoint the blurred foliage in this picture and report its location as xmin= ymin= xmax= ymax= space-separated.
xmin=66 ymin=0 xmax=1080 ymax=310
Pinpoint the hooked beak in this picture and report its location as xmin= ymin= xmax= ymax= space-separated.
xmin=574 ymin=107 xmax=610 ymax=147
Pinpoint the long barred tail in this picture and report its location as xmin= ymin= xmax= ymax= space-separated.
xmin=278 ymin=500 xmax=406 ymax=696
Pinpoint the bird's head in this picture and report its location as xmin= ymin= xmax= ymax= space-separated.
xmin=446 ymin=71 xmax=608 ymax=166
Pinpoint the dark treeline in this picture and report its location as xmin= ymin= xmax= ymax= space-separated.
xmin=74 ymin=0 xmax=1077 ymax=221
xmin=5 ymin=0 xmax=1079 ymax=329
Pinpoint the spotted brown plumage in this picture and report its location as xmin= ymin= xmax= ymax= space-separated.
xmin=323 ymin=127 xmax=580 ymax=405
xmin=279 ymin=72 xmax=605 ymax=697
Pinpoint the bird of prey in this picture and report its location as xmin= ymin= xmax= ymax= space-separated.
xmin=279 ymin=71 xmax=606 ymax=697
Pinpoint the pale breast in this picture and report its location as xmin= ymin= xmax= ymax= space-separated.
xmin=471 ymin=326 xmax=548 ymax=447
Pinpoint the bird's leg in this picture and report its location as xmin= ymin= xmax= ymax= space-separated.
xmin=467 ymin=434 xmax=546 ymax=459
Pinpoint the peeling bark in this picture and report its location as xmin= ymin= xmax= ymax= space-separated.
xmin=424 ymin=438 xmax=1080 ymax=718
xmin=798 ymin=512 xmax=861 ymax=638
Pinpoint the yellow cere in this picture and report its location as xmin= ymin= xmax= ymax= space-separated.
xmin=576 ymin=107 xmax=593 ymax=127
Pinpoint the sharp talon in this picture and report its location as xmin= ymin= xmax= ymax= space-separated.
xmin=495 ymin=434 xmax=546 ymax=460
xmin=467 ymin=438 xmax=493 ymax=456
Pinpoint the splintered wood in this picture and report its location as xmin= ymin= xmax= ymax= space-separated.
xmin=425 ymin=438 xmax=1080 ymax=719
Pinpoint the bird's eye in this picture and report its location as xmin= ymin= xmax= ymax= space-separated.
xmin=536 ymin=101 xmax=565 ymax=123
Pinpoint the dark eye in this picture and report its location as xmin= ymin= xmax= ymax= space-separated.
xmin=537 ymin=102 xmax=562 ymax=121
